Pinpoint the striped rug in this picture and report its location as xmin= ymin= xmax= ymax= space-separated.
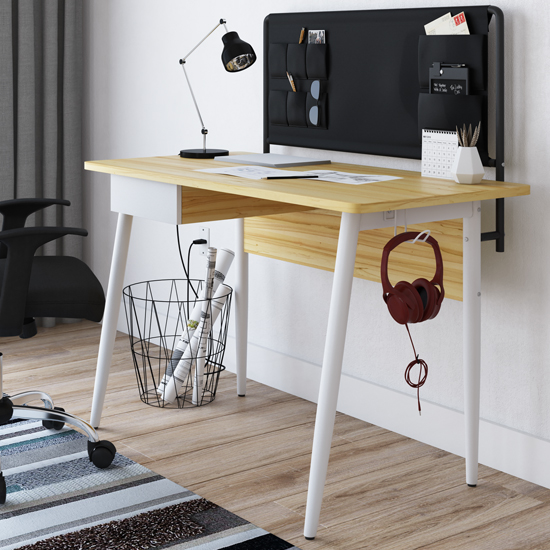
xmin=0 ymin=420 xmax=302 ymax=550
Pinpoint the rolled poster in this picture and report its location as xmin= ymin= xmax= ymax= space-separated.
xmin=157 ymin=248 xmax=234 ymax=395
xmin=162 ymin=247 xmax=216 ymax=404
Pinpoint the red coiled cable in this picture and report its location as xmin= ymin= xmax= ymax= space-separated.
xmin=404 ymin=324 xmax=428 ymax=415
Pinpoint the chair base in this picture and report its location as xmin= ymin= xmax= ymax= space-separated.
xmin=0 ymin=391 xmax=117 ymax=505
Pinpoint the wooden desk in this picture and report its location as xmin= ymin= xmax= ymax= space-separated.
xmin=85 ymin=154 xmax=529 ymax=539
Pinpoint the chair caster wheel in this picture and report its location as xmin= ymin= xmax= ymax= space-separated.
xmin=88 ymin=440 xmax=116 ymax=469
xmin=42 ymin=407 xmax=66 ymax=430
xmin=0 ymin=473 xmax=6 ymax=505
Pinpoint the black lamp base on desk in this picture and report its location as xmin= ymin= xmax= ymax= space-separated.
xmin=179 ymin=148 xmax=229 ymax=159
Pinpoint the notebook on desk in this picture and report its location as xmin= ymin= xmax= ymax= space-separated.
xmin=214 ymin=153 xmax=331 ymax=168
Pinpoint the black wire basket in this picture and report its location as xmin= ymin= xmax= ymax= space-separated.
xmin=123 ymin=279 xmax=232 ymax=408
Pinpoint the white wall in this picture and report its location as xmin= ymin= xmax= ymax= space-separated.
xmin=83 ymin=0 xmax=550 ymax=482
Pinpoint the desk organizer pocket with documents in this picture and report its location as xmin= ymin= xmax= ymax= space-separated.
xmin=269 ymin=43 xmax=288 ymax=78
xmin=418 ymin=35 xmax=487 ymax=91
xmin=417 ymin=33 xmax=489 ymax=165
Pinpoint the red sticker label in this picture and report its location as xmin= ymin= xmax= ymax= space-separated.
xmin=453 ymin=13 xmax=466 ymax=25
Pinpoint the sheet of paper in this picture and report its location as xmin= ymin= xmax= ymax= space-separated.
xmin=425 ymin=11 xmax=470 ymax=35
xmin=425 ymin=12 xmax=451 ymax=35
xmin=307 ymin=170 xmax=401 ymax=185
xmin=196 ymin=166 xmax=316 ymax=180
xmin=197 ymin=167 xmax=401 ymax=185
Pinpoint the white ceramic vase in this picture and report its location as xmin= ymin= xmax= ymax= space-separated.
xmin=450 ymin=146 xmax=485 ymax=184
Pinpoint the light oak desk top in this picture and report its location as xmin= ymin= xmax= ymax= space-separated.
xmin=85 ymin=154 xmax=529 ymax=540
xmin=85 ymin=155 xmax=529 ymax=216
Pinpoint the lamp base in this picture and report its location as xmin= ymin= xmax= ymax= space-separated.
xmin=179 ymin=148 xmax=229 ymax=159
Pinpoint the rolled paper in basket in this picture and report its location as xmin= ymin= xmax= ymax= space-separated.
xmin=161 ymin=287 xmax=229 ymax=404
xmin=157 ymin=248 xmax=234 ymax=394
xmin=162 ymin=247 xmax=216 ymax=405
xmin=192 ymin=247 xmax=217 ymax=404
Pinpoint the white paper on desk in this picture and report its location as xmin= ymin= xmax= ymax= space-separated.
xmin=196 ymin=166 xmax=316 ymax=180
xmin=307 ymin=171 xmax=401 ymax=185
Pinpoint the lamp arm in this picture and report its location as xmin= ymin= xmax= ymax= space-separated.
xmin=181 ymin=63 xmax=206 ymax=131
xmin=179 ymin=19 xmax=229 ymax=152
xmin=180 ymin=19 xmax=228 ymax=62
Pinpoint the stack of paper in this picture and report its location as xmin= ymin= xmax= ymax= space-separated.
xmin=425 ymin=12 xmax=470 ymax=35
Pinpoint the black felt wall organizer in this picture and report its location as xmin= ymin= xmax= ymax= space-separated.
xmin=264 ymin=7 xmax=495 ymax=165
xmin=267 ymin=41 xmax=329 ymax=129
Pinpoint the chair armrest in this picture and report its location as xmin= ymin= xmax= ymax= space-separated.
xmin=0 ymin=199 xmax=71 ymax=230
xmin=0 ymin=199 xmax=71 ymax=259
xmin=0 ymin=226 xmax=88 ymax=337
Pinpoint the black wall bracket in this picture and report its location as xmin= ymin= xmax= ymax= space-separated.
xmin=480 ymin=6 xmax=505 ymax=252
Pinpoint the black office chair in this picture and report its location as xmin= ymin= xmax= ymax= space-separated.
xmin=0 ymin=198 xmax=116 ymax=505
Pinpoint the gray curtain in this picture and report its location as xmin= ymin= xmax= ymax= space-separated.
xmin=0 ymin=0 xmax=83 ymax=259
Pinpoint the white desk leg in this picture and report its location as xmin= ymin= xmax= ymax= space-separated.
xmin=235 ymin=218 xmax=248 ymax=396
xmin=90 ymin=213 xmax=133 ymax=428
xmin=304 ymin=212 xmax=361 ymax=540
xmin=463 ymin=201 xmax=481 ymax=486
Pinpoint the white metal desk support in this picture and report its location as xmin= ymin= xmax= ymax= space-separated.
xmin=303 ymin=201 xmax=481 ymax=538
xmin=89 ymin=191 xmax=482 ymax=539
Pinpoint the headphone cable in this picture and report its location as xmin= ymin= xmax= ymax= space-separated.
xmin=404 ymin=324 xmax=428 ymax=415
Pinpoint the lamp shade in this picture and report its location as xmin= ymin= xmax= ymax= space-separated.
xmin=221 ymin=31 xmax=256 ymax=72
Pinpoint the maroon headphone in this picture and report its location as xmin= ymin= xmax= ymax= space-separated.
xmin=381 ymin=232 xmax=445 ymax=325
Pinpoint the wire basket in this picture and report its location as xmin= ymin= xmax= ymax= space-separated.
xmin=123 ymin=279 xmax=232 ymax=408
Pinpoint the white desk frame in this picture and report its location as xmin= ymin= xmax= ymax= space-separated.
xmin=90 ymin=175 xmax=481 ymax=540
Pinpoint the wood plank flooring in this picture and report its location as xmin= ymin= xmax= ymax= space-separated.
xmin=3 ymin=320 xmax=550 ymax=549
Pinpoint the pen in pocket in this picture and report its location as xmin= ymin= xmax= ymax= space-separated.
xmin=286 ymin=71 xmax=297 ymax=92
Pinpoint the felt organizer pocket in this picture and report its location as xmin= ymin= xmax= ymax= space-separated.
xmin=418 ymin=35 xmax=487 ymax=91
xmin=418 ymin=92 xmax=483 ymax=137
xmin=306 ymin=44 xmax=328 ymax=79
xmin=269 ymin=43 xmax=288 ymax=78
xmin=287 ymin=44 xmax=308 ymax=80
xmin=287 ymin=92 xmax=308 ymax=127
xmin=269 ymin=91 xmax=288 ymax=126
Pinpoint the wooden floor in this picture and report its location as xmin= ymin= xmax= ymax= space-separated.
xmin=3 ymin=320 xmax=550 ymax=549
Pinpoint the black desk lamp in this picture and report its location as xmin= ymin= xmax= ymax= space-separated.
xmin=179 ymin=19 xmax=256 ymax=159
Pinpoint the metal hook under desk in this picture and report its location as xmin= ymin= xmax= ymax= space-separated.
xmin=408 ymin=229 xmax=431 ymax=243
xmin=393 ymin=211 xmax=430 ymax=243
xmin=394 ymin=210 xmax=408 ymax=236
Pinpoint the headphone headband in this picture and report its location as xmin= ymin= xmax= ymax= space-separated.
xmin=381 ymin=232 xmax=444 ymax=301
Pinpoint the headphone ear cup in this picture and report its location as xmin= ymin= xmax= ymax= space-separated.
xmin=387 ymin=281 xmax=424 ymax=324
xmin=412 ymin=278 xmax=438 ymax=321
xmin=430 ymin=285 xmax=443 ymax=318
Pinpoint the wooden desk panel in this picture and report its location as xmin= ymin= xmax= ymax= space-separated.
xmin=86 ymin=154 xmax=528 ymax=302
xmin=245 ymin=212 xmax=463 ymax=301
xmin=85 ymin=156 xmax=529 ymax=214
xmin=178 ymin=186 xmax=312 ymax=225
